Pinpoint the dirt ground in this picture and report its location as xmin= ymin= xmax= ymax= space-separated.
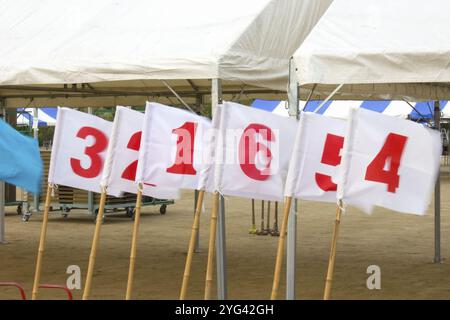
xmin=1 ymin=168 xmax=450 ymax=300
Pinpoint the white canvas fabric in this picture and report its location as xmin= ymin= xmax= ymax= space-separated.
xmin=294 ymin=0 xmax=450 ymax=101
xmin=215 ymin=101 xmax=297 ymax=201
xmin=101 ymin=106 xmax=180 ymax=199
xmin=136 ymin=102 xmax=212 ymax=191
xmin=284 ymin=112 xmax=346 ymax=203
xmin=0 ymin=0 xmax=331 ymax=105
xmin=48 ymin=108 xmax=112 ymax=193
xmin=338 ymin=108 xmax=442 ymax=215
xmin=198 ymin=105 xmax=222 ymax=192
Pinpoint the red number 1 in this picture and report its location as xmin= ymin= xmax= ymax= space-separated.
xmin=315 ymin=133 xmax=345 ymax=191
xmin=70 ymin=126 xmax=108 ymax=178
xmin=166 ymin=122 xmax=197 ymax=175
xmin=365 ymin=133 xmax=408 ymax=193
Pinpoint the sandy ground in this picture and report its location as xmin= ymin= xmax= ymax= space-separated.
xmin=1 ymin=169 xmax=450 ymax=300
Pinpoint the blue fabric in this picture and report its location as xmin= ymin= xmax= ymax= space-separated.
xmin=16 ymin=108 xmax=52 ymax=127
xmin=0 ymin=119 xmax=43 ymax=194
xmin=360 ymin=100 xmax=390 ymax=113
xmin=409 ymin=101 xmax=448 ymax=120
xmin=302 ymin=100 xmax=333 ymax=114
xmin=251 ymin=99 xmax=280 ymax=112
xmin=41 ymin=107 xmax=58 ymax=120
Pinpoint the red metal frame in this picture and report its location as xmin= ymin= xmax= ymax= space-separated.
xmin=0 ymin=282 xmax=27 ymax=300
xmin=39 ymin=284 xmax=73 ymax=300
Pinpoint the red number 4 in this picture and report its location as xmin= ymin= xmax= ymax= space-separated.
xmin=365 ymin=133 xmax=408 ymax=193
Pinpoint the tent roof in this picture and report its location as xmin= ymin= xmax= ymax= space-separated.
xmin=293 ymin=0 xmax=450 ymax=101
xmin=0 ymin=0 xmax=331 ymax=108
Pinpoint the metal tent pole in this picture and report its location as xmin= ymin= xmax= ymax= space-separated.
xmin=0 ymin=103 xmax=6 ymax=243
xmin=286 ymin=58 xmax=299 ymax=300
xmin=33 ymin=108 xmax=39 ymax=212
xmin=87 ymin=107 xmax=94 ymax=214
xmin=212 ymin=78 xmax=227 ymax=300
xmin=434 ymin=101 xmax=442 ymax=263
xmin=194 ymin=93 xmax=203 ymax=253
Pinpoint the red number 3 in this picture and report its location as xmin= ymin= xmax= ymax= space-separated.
xmin=70 ymin=126 xmax=108 ymax=178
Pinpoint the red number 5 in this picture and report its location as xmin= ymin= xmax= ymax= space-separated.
xmin=70 ymin=126 xmax=108 ymax=178
xmin=315 ymin=133 xmax=345 ymax=191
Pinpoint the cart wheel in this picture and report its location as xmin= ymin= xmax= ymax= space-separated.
xmin=62 ymin=213 xmax=69 ymax=219
xmin=125 ymin=207 xmax=135 ymax=219
xmin=17 ymin=204 xmax=22 ymax=215
xmin=160 ymin=205 xmax=167 ymax=215
xmin=22 ymin=213 xmax=31 ymax=222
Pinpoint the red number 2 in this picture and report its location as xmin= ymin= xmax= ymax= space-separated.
xmin=120 ymin=131 xmax=156 ymax=187
xmin=315 ymin=133 xmax=345 ymax=191
xmin=166 ymin=122 xmax=198 ymax=175
xmin=70 ymin=126 xmax=108 ymax=178
xmin=365 ymin=133 xmax=408 ymax=193
xmin=121 ymin=131 xmax=142 ymax=181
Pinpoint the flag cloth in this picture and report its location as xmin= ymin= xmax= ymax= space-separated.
xmin=48 ymin=108 xmax=112 ymax=193
xmin=338 ymin=108 xmax=442 ymax=215
xmin=101 ymin=106 xmax=180 ymax=199
xmin=136 ymin=102 xmax=212 ymax=191
xmin=0 ymin=118 xmax=42 ymax=194
xmin=214 ymin=101 xmax=297 ymax=201
xmin=284 ymin=112 xmax=347 ymax=203
xmin=198 ymin=105 xmax=222 ymax=192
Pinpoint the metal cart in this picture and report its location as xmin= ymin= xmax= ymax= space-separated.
xmin=23 ymin=150 xmax=174 ymax=222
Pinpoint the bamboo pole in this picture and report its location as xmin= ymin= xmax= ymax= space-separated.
xmin=257 ymin=200 xmax=268 ymax=235
xmin=270 ymin=196 xmax=292 ymax=300
xmin=323 ymin=204 xmax=343 ymax=300
xmin=204 ymin=192 xmax=219 ymax=300
xmin=180 ymin=189 xmax=205 ymax=300
xmin=125 ymin=185 xmax=143 ymax=300
xmin=31 ymin=184 xmax=52 ymax=300
xmin=249 ymin=199 xmax=257 ymax=234
xmin=271 ymin=202 xmax=280 ymax=236
xmin=82 ymin=189 xmax=107 ymax=300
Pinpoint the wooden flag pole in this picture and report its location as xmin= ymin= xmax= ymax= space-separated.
xmin=323 ymin=203 xmax=343 ymax=300
xmin=31 ymin=184 xmax=52 ymax=300
xmin=180 ymin=189 xmax=205 ymax=300
xmin=82 ymin=188 xmax=107 ymax=300
xmin=249 ymin=199 xmax=257 ymax=234
xmin=204 ymin=191 xmax=219 ymax=300
xmin=125 ymin=184 xmax=143 ymax=300
xmin=270 ymin=196 xmax=292 ymax=300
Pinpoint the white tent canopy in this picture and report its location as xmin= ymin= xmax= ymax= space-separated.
xmin=0 ymin=0 xmax=332 ymax=108
xmin=293 ymin=0 xmax=450 ymax=101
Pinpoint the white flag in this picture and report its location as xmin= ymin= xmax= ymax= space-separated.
xmin=136 ymin=102 xmax=212 ymax=191
xmin=48 ymin=108 xmax=112 ymax=193
xmin=338 ymin=108 xmax=442 ymax=215
xmin=285 ymin=112 xmax=347 ymax=203
xmin=101 ymin=106 xmax=180 ymax=199
xmin=214 ymin=101 xmax=297 ymax=201
xmin=198 ymin=105 xmax=222 ymax=192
